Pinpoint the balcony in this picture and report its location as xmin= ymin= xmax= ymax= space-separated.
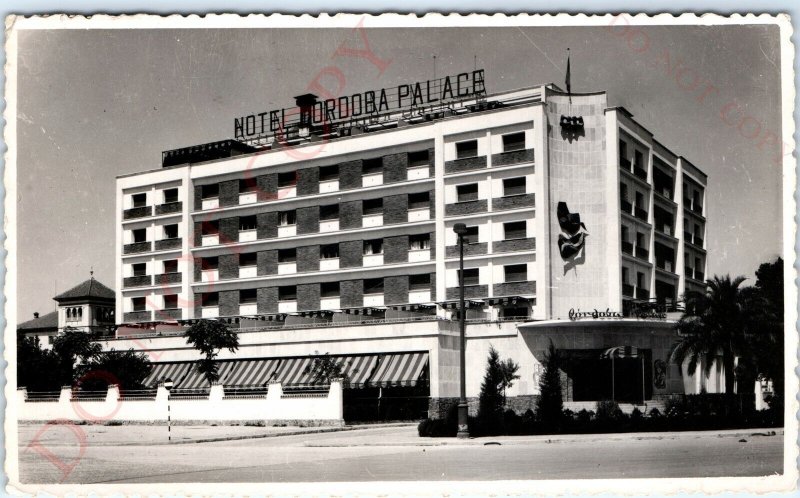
xmin=493 ymin=281 xmax=536 ymax=297
xmin=123 ymin=310 xmax=152 ymax=323
xmin=445 ymin=155 xmax=487 ymax=174
xmin=636 ymin=288 xmax=650 ymax=300
xmin=320 ymin=297 xmax=341 ymax=310
xmin=620 ymin=199 xmax=633 ymax=214
xmin=634 ymin=207 xmax=648 ymax=221
xmin=656 ymin=260 xmax=675 ymax=273
xmin=692 ymin=204 xmax=704 ymax=215
xmin=123 ymin=241 xmax=152 ymax=255
xmin=656 ymin=225 xmax=673 ymax=237
xmin=239 ymin=303 xmax=258 ymax=315
xmin=655 ymin=188 xmax=673 ymax=201
xmin=155 ymin=272 xmax=182 ymax=285
xmin=363 ymin=293 xmax=385 ymax=307
xmin=446 ymin=242 xmax=488 ymax=258
xmin=695 ymin=271 xmax=705 ymax=281
xmin=277 ymin=262 xmax=297 ymax=275
xmin=491 ymin=148 xmax=535 ymax=167
xmin=407 ymin=166 xmax=430 ymax=180
xmin=683 ymin=232 xmax=693 ymax=244
xmin=493 ymin=193 xmax=536 ymax=211
xmin=239 ymin=192 xmax=258 ymax=205
xmin=622 ymin=283 xmax=634 ymax=297
xmin=201 ymin=306 xmax=219 ymax=319
xmin=320 ymin=219 xmax=340 ymax=233
xmin=493 ymin=238 xmax=536 ymax=254
xmin=635 ymin=247 xmax=649 ymax=260
xmin=123 ymin=275 xmax=152 ymax=288
xmin=620 ymin=157 xmax=632 ymax=171
xmin=633 ymin=166 xmax=648 ymax=181
xmin=201 ymin=234 xmax=219 ymax=247
xmin=362 ymin=173 xmax=384 ymax=187
xmin=201 ymin=269 xmax=219 ymax=283
xmin=621 ymin=241 xmax=633 ymax=255
xmin=277 ymin=225 xmax=296 ymax=238
xmin=123 ymin=206 xmax=152 ymax=220
xmin=278 ymin=301 xmax=297 ymax=313
xmin=201 ymin=198 xmax=219 ymax=210
xmin=239 ymin=266 xmax=257 ymax=279
xmin=692 ymin=237 xmax=704 ymax=248
xmin=155 ymin=202 xmax=182 ymax=216
xmin=277 ymin=186 xmax=297 ymax=199
xmin=408 ymin=208 xmax=430 ymax=222
xmin=239 ymin=230 xmax=257 ymax=242
xmin=685 ymin=267 xmax=694 ymax=279
xmin=444 ymin=199 xmax=488 ymax=217
xmin=362 ymin=214 xmax=384 ymax=227
xmin=320 ymin=258 xmax=340 ymax=271
xmin=408 ymin=249 xmax=431 ymax=262
xmin=155 ymin=238 xmax=182 ymax=251
xmin=363 ymin=254 xmax=384 ymax=267
xmin=154 ymin=308 xmax=182 ymax=320
xmin=409 ymin=289 xmax=432 ymax=304
xmin=445 ymin=285 xmax=488 ymax=300
xmin=319 ymin=180 xmax=339 ymax=193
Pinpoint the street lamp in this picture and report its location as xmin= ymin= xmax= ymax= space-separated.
xmin=163 ymin=378 xmax=174 ymax=442
xmin=453 ymin=223 xmax=470 ymax=439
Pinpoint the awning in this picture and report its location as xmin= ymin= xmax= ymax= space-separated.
xmin=221 ymin=358 xmax=281 ymax=386
xmin=340 ymin=354 xmax=380 ymax=388
xmin=368 ymin=352 xmax=429 ymax=388
xmin=143 ymin=362 xmax=193 ymax=388
xmin=274 ymin=356 xmax=317 ymax=386
xmin=272 ymin=354 xmax=381 ymax=387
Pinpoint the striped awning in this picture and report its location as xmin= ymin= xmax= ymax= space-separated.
xmin=143 ymin=362 xmax=193 ymax=388
xmin=367 ymin=352 xmax=429 ymax=388
xmin=274 ymin=356 xmax=317 ymax=386
xmin=340 ymin=354 xmax=379 ymax=388
xmin=222 ymin=358 xmax=282 ymax=386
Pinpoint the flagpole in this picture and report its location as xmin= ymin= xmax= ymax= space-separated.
xmin=566 ymin=48 xmax=571 ymax=105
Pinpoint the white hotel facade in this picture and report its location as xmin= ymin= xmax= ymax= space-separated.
xmin=110 ymin=78 xmax=712 ymax=417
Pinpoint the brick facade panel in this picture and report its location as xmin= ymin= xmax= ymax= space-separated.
xmin=445 ymin=199 xmax=488 ymax=216
xmin=429 ymin=230 xmax=437 ymax=259
xmin=340 ymin=240 xmax=363 ymax=268
xmin=429 ymin=188 xmax=436 ymax=218
xmin=297 ymin=206 xmax=320 ymax=234
xmin=258 ymin=287 xmax=279 ymax=314
xmin=429 ymin=272 xmax=436 ymax=300
xmin=297 ymin=167 xmax=320 ymax=196
xmin=340 ymin=280 xmax=363 ymax=308
xmin=219 ymin=217 xmax=239 ymax=244
xmin=194 ymin=186 xmax=203 ymax=211
xmin=492 ymin=148 xmax=535 ymax=167
xmin=493 ymin=237 xmax=536 ymax=253
xmin=219 ymin=254 xmax=239 ymax=280
xmin=384 ymin=194 xmax=408 ymax=225
xmin=297 ymin=283 xmax=321 ymax=311
xmin=444 ymin=155 xmax=487 ymax=174
xmin=427 ymin=147 xmax=436 ymax=176
xmin=383 ymin=152 xmax=408 ymax=184
xmin=384 ymin=235 xmax=409 ymax=264
xmin=193 ymin=221 xmax=202 ymax=246
xmin=384 ymin=275 xmax=409 ymax=305
xmin=339 ymin=200 xmax=363 ymax=229
xmin=446 ymin=242 xmax=488 ymax=258
xmin=193 ymin=258 xmax=202 ymax=282
xmin=445 ymin=284 xmax=489 ymax=300
xmin=256 ymin=173 xmax=278 ymax=202
xmin=257 ymin=250 xmax=278 ymax=276
xmin=493 ymin=281 xmax=536 ymax=297
xmin=339 ymin=160 xmax=362 ymax=190
xmin=219 ymin=290 xmax=239 ymax=316
xmin=297 ymin=245 xmax=320 ymax=273
xmin=493 ymin=193 xmax=536 ymax=211
xmin=219 ymin=180 xmax=239 ymax=207
xmin=257 ymin=212 xmax=278 ymax=239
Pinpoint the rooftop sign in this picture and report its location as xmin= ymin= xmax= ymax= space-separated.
xmin=234 ymin=69 xmax=486 ymax=142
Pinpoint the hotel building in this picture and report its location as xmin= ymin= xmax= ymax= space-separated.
xmin=110 ymin=75 xmax=712 ymax=417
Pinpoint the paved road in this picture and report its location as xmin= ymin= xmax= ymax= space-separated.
xmin=17 ymin=426 xmax=783 ymax=484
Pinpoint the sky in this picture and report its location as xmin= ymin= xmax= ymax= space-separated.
xmin=14 ymin=23 xmax=784 ymax=320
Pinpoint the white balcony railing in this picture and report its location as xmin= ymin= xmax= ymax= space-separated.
xmin=362 ymin=173 xmax=383 ymax=187
xmin=407 ymin=166 xmax=430 ymax=180
xmin=278 ymin=301 xmax=297 ymax=313
xmin=408 ymin=208 xmax=430 ymax=222
xmin=239 ymin=303 xmax=258 ymax=315
xmin=363 ymin=294 xmax=385 ymax=306
xmin=320 ymin=220 xmax=339 ymax=233
xmin=239 ymin=230 xmax=257 ymax=242
xmin=278 ymin=262 xmax=297 ymax=275
xmin=239 ymin=192 xmax=257 ymax=205
xmin=201 ymin=306 xmax=219 ymax=318
xmin=319 ymin=180 xmax=339 ymax=193
xmin=278 ymin=225 xmax=296 ymax=238
xmin=363 ymin=254 xmax=384 ymax=267
xmin=408 ymin=249 xmax=431 ymax=262
xmin=320 ymin=297 xmax=341 ymax=310
xmin=362 ymin=214 xmax=383 ymax=227
xmin=201 ymin=269 xmax=219 ymax=283
xmin=320 ymin=258 xmax=340 ymax=271
xmin=409 ymin=290 xmax=432 ymax=304
xmin=239 ymin=266 xmax=257 ymax=279
xmin=201 ymin=234 xmax=219 ymax=247
xmin=277 ymin=186 xmax=296 ymax=199
xmin=201 ymin=198 xmax=219 ymax=210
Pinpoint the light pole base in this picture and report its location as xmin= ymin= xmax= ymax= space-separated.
xmin=456 ymin=401 xmax=470 ymax=439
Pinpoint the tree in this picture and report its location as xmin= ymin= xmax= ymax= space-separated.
xmin=77 ymin=349 xmax=152 ymax=391
xmin=751 ymin=258 xmax=784 ymax=403
xmin=478 ymin=346 xmax=516 ymax=434
xmin=17 ymin=336 xmax=62 ymax=392
xmin=670 ymin=275 xmax=753 ymax=395
xmin=303 ymin=353 xmax=351 ymax=385
xmin=52 ymin=330 xmax=102 ymax=386
xmin=498 ymin=357 xmax=521 ymax=405
xmin=535 ymin=341 xmax=563 ymax=430
xmin=184 ymin=320 xmax=239 ymax=384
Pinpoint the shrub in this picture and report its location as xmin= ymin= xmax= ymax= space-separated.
xmin=536 ymin=341 xmax=563 ymax=432
xmin=478 ymin=347 xmax=520 ymax=436
xmin=595 ymin=399 xmax=623 ymax=421
xmin=104 ymin=420 xmax=123 ymax=426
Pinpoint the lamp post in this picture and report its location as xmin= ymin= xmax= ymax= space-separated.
xmin=164 ymin=378 xmax=174 ymax=442
xmin=453 ymin=223 xmax=470 ymax=439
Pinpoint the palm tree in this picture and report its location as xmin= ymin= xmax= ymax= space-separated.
xmin=670 ymin=275 xmax=752 ymax=395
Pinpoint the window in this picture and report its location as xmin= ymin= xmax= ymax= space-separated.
xmin=502 ymin=132 xmax=526 ymax=152
xmin=321 ymin=282 xmax=340 ymax=298
xmin=278 ymin=171 xmax=296 ymax=188
xmin=319 ymin=164 xmax=339 ymax=181
xmin=239 ymin=215 xmax=257 ymax=231
xmin=364 ymin=278 xmax=384 ymax=294
xmin=132 ymin=297 xmax=146 ymax=312
xmin=636 ymin=232 xmax=645 ymax=247
xmin=239 ymin=178 xmax=257 ymax=193
xmin=132 ymin=193 xmax=147 ymax=208
xmin=363 ymin=239 xmax=383 ymax=255
xmin=278 ymin=286 xmax=297 ymax=301
xmin=279 ymin=210 xmax=296 ymax=226
xmin=201 ymin=220 xmax=219 ymax=235
xmin=320 ymin=204 xmax=339 ymax=220
xmin=503 ymin=177 xmax=526 ymax=197
xmin=619 ymin=140 xmax=628 ymax=161
xmin=163 ymin=294 xmax=178 ymax=310
xmin=201 ymin=256 xmax=218 ymax=271
xmin=163 ymin=260 xmax=178 ymax=274
xmin=456 ymin=140 xmax=478 ymax=159
xmin=239 ymin=252 xmax=257 ymax=267
xmin=362 ymin=157 xmax=383 ymax=175
xmin=620 ymin=183 xmax=629 ymax=201
xmin=410 ymin=233 xmax=431 ymax=250
xmin=201 ymin=292 xmax=219 ymax=307
xmin=693 ymin=191 xmax=702 ymax=208
xmin=321 ymin=243 xmax=339 ymax=259
xmin=132 ymin=228 xmax=147 ymax=243
xmin=622 ymin=267 xmax=630 ymax=284
xmin=504 ymin=264 xmax=528 ymax=283
xmin=201 ymin=184 xmax=219 ymax=199
xmin=634 ymin=150 xmax=644 ymax=169
xmin=408 ymin=191 xmax=430 ymax=209
xmin=278 ymin=248 xmax=296 ymax=263
xmin=621 ymin=225 xmax=629 ymax=242
xmin=239 ymin=289 xmax=257 ymax=304
xmin=695 ymin=257 xmax=701 ymax=270
xmin=504 ymin=221 xmax=527 ymax=240
xmin=363 ymin=198 xmax=383 ymax=215
xmin=163 ymin=188 xmax=178 ymax=204
xmin=163 ymin=224 xmax=179 ymax=239
xmin=459 ymin=268 xmax=480 ymax=286
xmin=463 ymin=226 xmax=479 ymax=244
xmin=635 ymin=191 xmax=644 ymax=209
xmin=408 ymin=150 xmax=429 ymax=167
xmin=132 ymin=263 xmax=147 ymax=277
xmin=456 ymin=183 xmax=479 ymax=202
xmin=409 ymin=274 xmax=430 ymax=291
xmin=636 ymin=272 xmax=645 ymax=288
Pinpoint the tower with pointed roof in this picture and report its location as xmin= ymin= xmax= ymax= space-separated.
xmin=52 ymin=273 xmax=116 ymax=336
